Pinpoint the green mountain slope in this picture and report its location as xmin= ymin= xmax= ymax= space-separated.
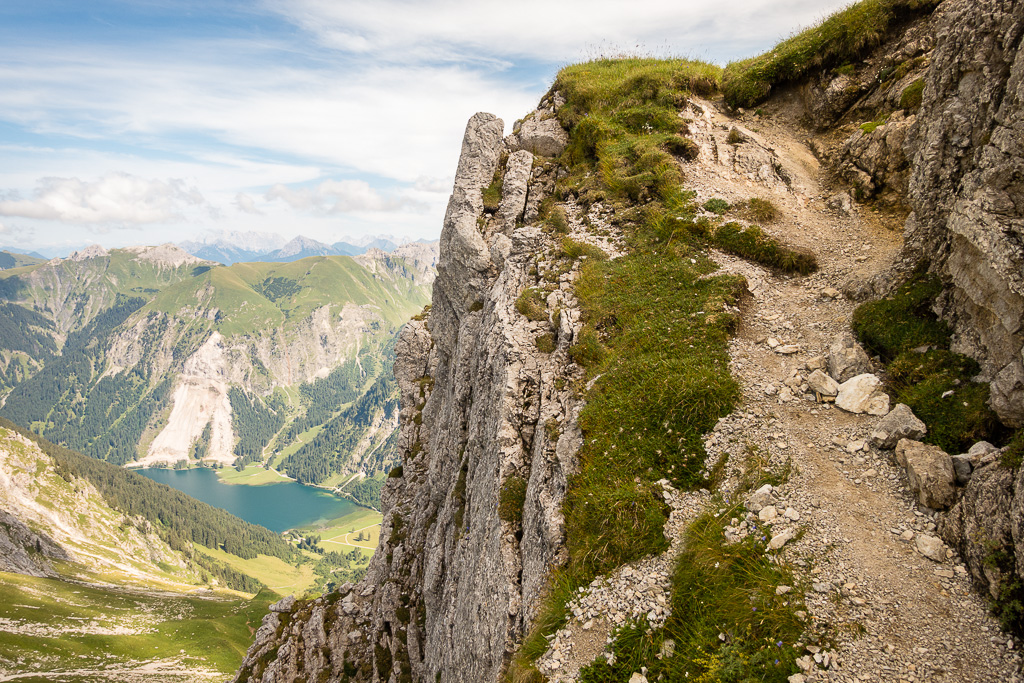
xmin=0 ymin=420 xmax=322 ymax=679
xmin=0 ymin=242 xmax=435 ymax=485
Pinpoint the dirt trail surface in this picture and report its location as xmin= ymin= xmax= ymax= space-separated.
xmin=539 ymin=98 xmax=1021 ymax=682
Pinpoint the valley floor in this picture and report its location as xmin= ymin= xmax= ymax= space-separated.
xmin=538 ymin=97 xmax=1020 ymax=681
xmin=0 ymin=571 xmax=274 ymax=682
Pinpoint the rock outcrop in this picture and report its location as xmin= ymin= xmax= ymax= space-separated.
xmin=235 ymin=107 xmax=589 ymax=682
xmin=902 ymin=0 xmax=1024 ymax=427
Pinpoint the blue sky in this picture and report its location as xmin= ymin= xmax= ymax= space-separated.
xmin=0 ymin=0 xmax=852 ymax=256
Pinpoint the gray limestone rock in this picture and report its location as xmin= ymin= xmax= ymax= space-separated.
xmin=807 ymin=369 xmax=839 ymax=397
xmin=835 ymin=374 xmax=891 ymax=416
xmin=827 ymin=333 xmax=872 ymax=383
xmin=915 ymin=534 xmax=946 ymax=562
xmin=951 ymin=454 xmax=973 ymax=485
xmin=940 ymin=463 xmax=1016 ymax=599
xmin=515 ymin=116 xmax=568 ymax=157
xmin=869 ymin=403 xmax=927 ymax=449
xmin=498 ymin=150 xmax=534 ymax=232
xmin=0 ymin=509 xmax=69 ymax=578
xmin=895 ymin=439 xmax=957 ymax=509
xmin=269 ymin=595 xmax=296 ymax=613
xmin=902 ymin=0 xmax=1024 ymax=427
xmin=436 ymin=112 xmax=505 ymax=312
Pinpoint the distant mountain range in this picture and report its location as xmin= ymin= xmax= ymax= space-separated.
xmin=177 ymin=232 xmax=408 ymax=265
xmin=0 ymin=240 xmax=438 ymax=485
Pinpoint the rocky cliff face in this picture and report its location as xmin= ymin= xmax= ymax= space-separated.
xmin=803 ymin=0 xmax=1023 ymax=425
xmin=234 ymin=101 xmax=594 ymax=682
xmin=903 ymin=0 xmax=1024 ymax=427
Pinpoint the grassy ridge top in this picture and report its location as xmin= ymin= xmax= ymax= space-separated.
xmin=146 ymin=254 xmax=430 ymax=336
xmin=722 ymin=0 xmax=940 ymax=108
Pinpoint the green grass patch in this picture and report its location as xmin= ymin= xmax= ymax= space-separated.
xmin=1001 ymin=431 xmax=1024 ymax=470
xmin=561 ymin=237 xmax=608 ymax=262
xmin=723 ymin=0 xmax=941 ymax=108
xmin=216 ymin=464 xmax=287 ymax=486
xmin=578 ymin=501 xmax=806 ymax=683
xmin=498 ymin=476 xmax=528 ymax=525
xmin=713 ymin=223 xmax=817 ymax=275
xmin=852 ymin=272 xmax=1008 ymax=453
xmin=535 ymin=333 xmax=556 ymax=354
xmin=664 ymin=135 xmax=700 ymax=161
xmin=516 ymin=287 xmax=549 ymax=322
xmin=900 ymin=77 xmax=925 ymax=110
xmin=196 ymin=546 xmax=317 ymax=596
xmin=746 ymin=198 xmax=779 ymax=223
xmin=860 ymin=112 xmax=890 ymax=134
xmin=703 ymin=198 xmax=731 ymax=215
xmin=544 ymin=205 xmax=571 ymax=233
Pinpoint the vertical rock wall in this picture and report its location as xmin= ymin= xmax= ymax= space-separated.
xmin=904 ymin=0 xmax=1024 ymax=426
xmin=235 ymin=103 xmax=586 ymax=682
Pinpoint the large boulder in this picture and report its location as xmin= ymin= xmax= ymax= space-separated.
xmin=514 ymin=116 xmax=568 ymax=158
xmin=869 ymin=403 xmax=927 ymax=449
xmin=940 ymin=463 xmax=1016 ymax=599
xmin=895 ymin=439 xmax=956 ymax=509
xmin=827 ymin=333 xmax=872 ymax=383
xmin=835 ymin=374 xmax=890 ymax=416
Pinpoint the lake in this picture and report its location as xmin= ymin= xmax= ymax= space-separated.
xmin=137 ymin=467 xmax=358 ymax=533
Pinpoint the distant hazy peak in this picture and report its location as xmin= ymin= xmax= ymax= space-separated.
xmin=66 ymin=244 xmax=108 ymax=262
xmin=121 ymin=243 xmax=212 ymax=268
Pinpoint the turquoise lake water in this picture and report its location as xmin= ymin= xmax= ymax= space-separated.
xmin=137 ymin=467 xmax=357 ymax=533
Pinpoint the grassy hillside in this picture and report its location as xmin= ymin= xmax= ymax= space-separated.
xmin=0 ymin=246 xmax=431 ymax=479
xmin=0 ymin=571 xmax=276 ymax=679
xmin=723 ymin=0 xmax=940 ymax=108
xmin=0 ymin=250 xmax=45 ymax=269
xmin=147 ymin=254 xmax=430 ymax=337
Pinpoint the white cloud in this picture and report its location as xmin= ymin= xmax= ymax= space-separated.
xmin=268 ymin=0 xmax=855 ymax=64
xmin=414 ymin=176 xmax=452 ymax=193
xmin=0 ymin=173 xmax=207 ymax=226
xmin=265 ymin=179 xmax=424 ymax=214
xmin=234 ymin=192 xmax=263 ymax=215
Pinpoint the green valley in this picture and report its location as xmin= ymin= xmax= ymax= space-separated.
xmin=0 ymin=242 xmax=435 ymax=495
xmin=0 ymin=417 xmax=378 ymax=679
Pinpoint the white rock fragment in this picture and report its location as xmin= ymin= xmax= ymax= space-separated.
xmin=835 ymin=374 xmax=890 ymax=416
xmin=916 ymin=534 xmax=947 ymax=563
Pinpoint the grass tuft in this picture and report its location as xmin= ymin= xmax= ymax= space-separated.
xmin=703 ymin=198 xmax=731 ymax=215
xmin=852 ymin=271 xmax=1009 ymax=453
xmin=515 ymin=288 xmax=549 ymax=322
xmin=899 ymin=77 xmax=925 ymax=110
xmin=498 ymin=476 xmax=528 ymax=525
xmin=713 ymin=223 xmax=816 ymax=275
xmin=746 ymin=198 xmax=780 ymax=223
xmin=722 ymin=0 xmax=941 ymax=108
xmin=561 ymin=237 xmax=608 ymax=261
xmin=535 ymin=333 xmax=556 ymax=354
xmin=664 ymin=135 xmax=700 ymax=161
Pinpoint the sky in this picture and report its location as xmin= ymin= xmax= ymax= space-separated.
xmin=0 ymin=0 xmax=854 ymax=257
